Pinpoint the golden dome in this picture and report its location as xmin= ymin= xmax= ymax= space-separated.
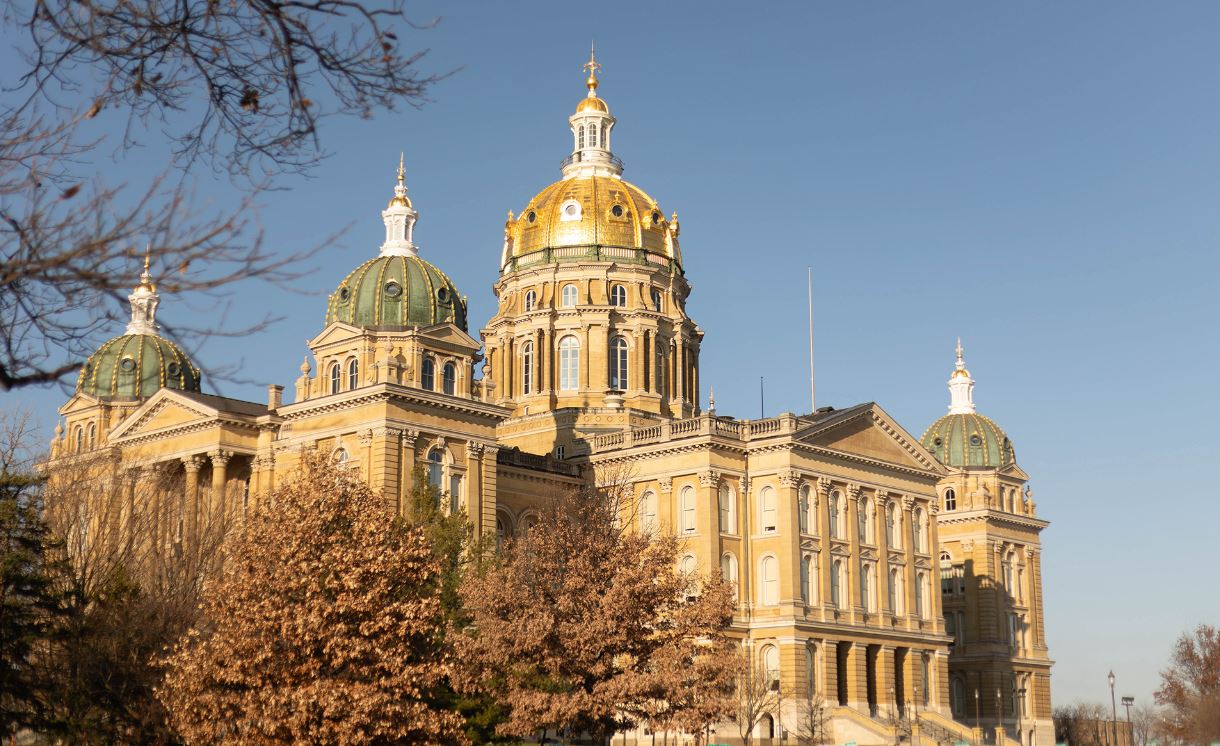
xmin=576 ymin=95 xmax=609 ymax=114
xmin=504 ymin=176 xmax=680 ymax=267
xmin=950 ymin=367 xmax=971 ymax=380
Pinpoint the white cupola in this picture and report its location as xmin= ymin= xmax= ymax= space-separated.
xmin=125 ymin=251 xmax=160 ymax=336
xmin=947 ymin=337 xmax=977 ymax=414
xmin=562 ymin=45 xmax=622 ymax=180
xmin=380 ymin=153 xmax=419 ymax=257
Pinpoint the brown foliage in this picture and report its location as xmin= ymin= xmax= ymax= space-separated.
xmin=158 ymin=451 xmax=465 ymax=745
xmin=1155 ymin=624 xmax=1220 ymax=745
xmin=453 ymin=480 xmax=737 ymax=741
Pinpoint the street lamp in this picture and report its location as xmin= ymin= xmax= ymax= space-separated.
xmin=975 ymin=688 xmax=981 ymax=734
xmin=997 ymin=687 xmax=1004 ymax=742
xmin=1108 ymin=671 xmax=1119 ymax=746
xmin=1122 ymin=696 xmax=1134 ymax=722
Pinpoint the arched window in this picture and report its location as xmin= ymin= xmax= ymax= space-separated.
xmin=829 ymin=490 xmax=841 ymax=539
xmin=442 ymin=362 xmax=456 ymax=395
xmin=521 ymin=341 xmax=534 ymax=395
xmin=858 ymin=497 xmax=872 ymax=543
xmin=578 ymin=126 xmax=585 ymax=149
xmin=610 ymin=336 xmax=628 ymax=391
xmin=915 ymin=571 xmax=927 ymax=619
xmin=762 ymin=645 xmax=781 ymax=690
xmin=588 ymin=123 xmax=598 ymax=148
xmin=718 ymin=484 xmax=736 ymax=534
xmin=798 ymin=485 xmax=810 ymax=533
xmin=861 ymin=563 xmax=874 ymax=612
xmin=801 ymin=554 xmax=816 ymax=605
xmin=680 ymin=555 xmax=698 ymax=601
xmin=639 ymin=491 xmax=658 ymax=534
xmin=944 ymin=487 xmax=957 ymax=511
xmin=889 ymin=567 xmax=901 ymax=614
xmin=610 ymin=284 xmax=627 ymax=307
xmin=760 ymin=486 xmax=777 ymax=532
xmin=347 ymin=358 xmax=359 ymax=390
xmin=831 ymin=560 xmax=843 ymax=608
xmin=913 ymin=507 xmax=926 ymax=553
xmin=333 ymin=448 xmax=349 ymax=469
xmin=651 ymin=288 xmax=663 ymax=311
xmin=524 ymin=290 xmax=536 ymax=312
xmin=561 ymin=284 xmax=578 ymax=308
xmin=427 ymin=448 xmax=443 ymax=490
xmin=680 ymin=486 xmax=696 ymax=533
xmin=329 ymin=363 xmax=341 ymax=394
xmin=806 ymin=644 xmax=819 ymax=696
xmin=721 ymin=552 xmax=739 ymax=592
xmin=886 ymin=502 xmax=900 ymax=548
xmin=421 ymin=357 xmax=435 ymax=391
xmin=495 ymin=516 xmax=507 ymax=550
xmin=87 ymin=423 xmax=96 ymax=449
xmin=73 ymin=426 xmax=83 ymax=453
xmin=760 ymin=556 xmax=778 ymax=606
xmin=559 ymin=336 xmax=580 ymax=391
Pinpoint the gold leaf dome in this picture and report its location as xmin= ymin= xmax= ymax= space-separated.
xmin=503 ymin=175 xmax=681 ymax=270
xmin=575 ymin=95 xmax=609 ymax=114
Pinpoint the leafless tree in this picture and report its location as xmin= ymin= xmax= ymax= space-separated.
xmin=734 ymin=651 xmax=784 ymax=746
xmin=793 ymin=693 xmax=831 ymax=746
xmin=1155 ymin=625 xmax=1220 ymax=746
xmin=1 ymin=0 xmax=445 ymax=391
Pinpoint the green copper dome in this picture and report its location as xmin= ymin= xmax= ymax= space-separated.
xmin=77 ymin=334 xmax=202 ymax=400
xmin=326 ymin=254 xmax=467 ymax=331
xmin=920 ymin=413 xmax=1015 ymax=468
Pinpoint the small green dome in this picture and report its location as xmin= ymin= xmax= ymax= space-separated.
xmin=920 ymin=413 xmax=1015 ymax=468
xmin=326 ymin=254 xmax=467 ymax=331
xmin=77 ymin=334 xmax=202 ymax=400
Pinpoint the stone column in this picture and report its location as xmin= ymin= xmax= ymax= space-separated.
xmin=632 ymin=329 xmax=645 ymax=397
xmin=877 ymin=644 xmax=896 ymax=719
xmin=182 ymin=455 xmax=204 ymax=543
xmin=875 ymin=492 xmax=892 ymax=617
xmin=480 ymin=445 xmax=499 ymax=538
xmin=846 ymin=641 xmax=867 ymax=710
xmin=467 ymin=443 xmax=484 ymax=536
xmin=903 ymin=495 xmax=917 ymax=626
xmin=928 ymin=500 xmax=945 ymax=629
xmin=778 ymin=470 xmax=802 ymax=607
xmin=817 ymin=477 xmax=833 ymax=621
xmin=399 ymin=429 xmax=418 ymax=517
xmin=697 ymin=470 xmax=721 ymax=572
xmin=673 ymin=336 xmax=685 ymax=405
xmin=209 ymin=450 xmax=232 ymax=519
xmin=847 ymin=484 xmax=862 ymax=615
xmin=370 ymin=426 xmax=402 ymax=511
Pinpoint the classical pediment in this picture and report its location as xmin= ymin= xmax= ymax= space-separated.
xmin=308 ymin=321 xmax=364 ymax=349
xmin=57 ymin=392 xmax=102 ymax=416
xmin=795 ymin=403 xmax=946 ymax=475
xmin=108 ymin=389 xmax=217 ymax=441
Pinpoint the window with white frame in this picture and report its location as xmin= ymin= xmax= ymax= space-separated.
xmin=860 ymin=562 xmax=874 ymax=612
xmin=829 ymin=490 xmax=841 ymax=539
xmin=610 ymin=336 xmax=628 ymax=391
xmin=763 ymin=645 xmax=781 ymax=691
xmin=559 ymin=336 xmax=580 ymax=391
xmin=720 ymin=552 xmax=739 ymax=593
xmin=798 ymin=485 xmax=810 ymax=533
xmin=680 ymin=486 xmax=696 ymax=533
xmin=347 ymin=358 xmax=359 ymax=390
xmin=760 ymin=486 xmax=777 ymax=532
xmin=561 ymin=284 xmax=578 ymax=308
xmin=913 ymin=507 xmax=926 ymax=553
xmin=680 ymin=555 xmax=698 ymax=602
xmin=651 ymin=288 xmax=663 ymax=311
xmin=639 ymin=491 xmax=658 ymax=534
xmin=760 ymin=556 xmax=778 ymax=606
xmin=944 ymin=487 xmax=957 ymax=511
xmin=427 ymin=448 xmax=443 ymax=492
xmin=442 ymin=362 xmax=456 ymax=395
xmin=831 ymin=559 xmax=844 ymax=609
xmin=421 ymin=357 xmax=435 ymax=391
xmin=889 ymin=567 xmax=902 ymax=614
xmin=524 ymin=289 xmax=536 ymax=312
xmin=329 ymin=363 xmax=341 ymax=394
xmin=718 ymin=484 xmax=736 ymax=534
xmin=610 ymin=284 xmax=627 ymax=307
xmin=915 ymin=571 xmax=927 ymax=619
xmin=521 ymin=341 xmax=534 ymax=395
xmin=805 ymin=645 xmax=819 ymax=696
xmin=801 ymin=554 xmax=816 ymax=606
xmin=887 ymin=502 xmax=901 ymax=548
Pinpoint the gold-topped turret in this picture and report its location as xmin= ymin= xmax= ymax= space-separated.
xmin=135 ymin=246 xmax=156 ymax=293
xmin=388 ymin=152 xmax=413 ymax=208
xmin=575 ymin=43 xmax=609 ymax=114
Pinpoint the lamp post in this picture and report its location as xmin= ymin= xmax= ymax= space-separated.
xmin=996 ymin=688 xmax=1004 ymax=744
xmin=1108 ymin=671 xmax=1118 ymax=746
xmin=975 ymin=687 xmax=981 ymax=733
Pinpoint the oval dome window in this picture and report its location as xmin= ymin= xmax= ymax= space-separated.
xmin=436 ymin=287 xmax=449 ymax=302
xmin=120 ymin=358 xmax=136 ymax=373
xmin=611 ymin=204 xmax=625 ymax=218
xmin=338 ymin=286 xmax=351 ymax=301
xmin=167 ymin=362 xmax=181 ymax=377
xmin=384 ymin=281 xmax=402 ymax=298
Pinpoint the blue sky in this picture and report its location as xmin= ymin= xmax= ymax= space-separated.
xmin=4 ymin=1 xmax=1218 ymax=710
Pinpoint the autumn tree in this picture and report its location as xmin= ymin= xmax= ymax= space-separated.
xmin=453 ymin=479 xmax=737 ymax=742
xmin=1 ymin=0 xmax=445 ymax=390
xmin=159 ymin=450 xmax=465 ymax=745
xmin=1155 ymin=624 xmax=1220 ymax=746
xmin=734 ymin=652 xmax=785 ymax=746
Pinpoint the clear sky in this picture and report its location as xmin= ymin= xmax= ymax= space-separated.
xmin=3 ymin=1 xmax=1218 ymax=711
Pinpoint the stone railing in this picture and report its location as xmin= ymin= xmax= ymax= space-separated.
xmin=589 ymin=412 xmax=806 ymax=454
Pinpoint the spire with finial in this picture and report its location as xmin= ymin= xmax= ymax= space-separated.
xmin=125 ymin=246 xmax=161 ymax=335
xmin=708 ymin=385 xmax=716 ymax=415
xmin=565 ymin=44 xmax=620 ymax=179
xmin=380 ymin=152 xmax=419 ymax=257
xmin=947 ymin=337 xmax=976 ymax=414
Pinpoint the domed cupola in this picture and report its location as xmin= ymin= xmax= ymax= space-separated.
xmin=326 ymin=156 xmax=468 ymax=331
xmin=499 ymin=47 xmax=683 ymax=274
xmin=77 ymin=254 xmax=202 ymax=400
xmin=920 ymin=340 xmax=1016 ymax=468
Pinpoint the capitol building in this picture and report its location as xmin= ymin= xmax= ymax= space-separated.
xmin=49 ymin=53 xmax=1053 ymax=746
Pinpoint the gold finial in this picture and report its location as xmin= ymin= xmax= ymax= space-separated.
xmin=388 ymin=152 xmax=412 ymax=208
xmin=583 ymin=41 xmax=601 ymax=96
xmin=136 ymin=243 xmax=156 ymax=292
xmin=397 ymin=152 xmax=405 ymax=184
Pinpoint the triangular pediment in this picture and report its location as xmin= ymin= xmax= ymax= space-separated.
xmin=108 ymin=389 xmax=218 ymax=441
xmin=308 ymin=321 xmax=364 ymax=349
xmin=417 ymin=322 xmax=481 ymax=350
xmin=58 ymin=392 xmax=102 ymax=416
xmin=797 ymin=403 xmax=946 ymax=475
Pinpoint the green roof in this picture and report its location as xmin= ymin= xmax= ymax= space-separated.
xmin=77 ymin=334 xmax=202 ymax=400
xmin=920 ymin=412 xmax=1015 ymax=468
xmin=326 ymin=255 xmax=466 ymax=331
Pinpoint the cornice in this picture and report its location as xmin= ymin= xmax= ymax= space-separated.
xmin=278 ymin=383 xmax=511 ymax=422
xmin=935 ymin=508 xmax=1050 ymax=531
